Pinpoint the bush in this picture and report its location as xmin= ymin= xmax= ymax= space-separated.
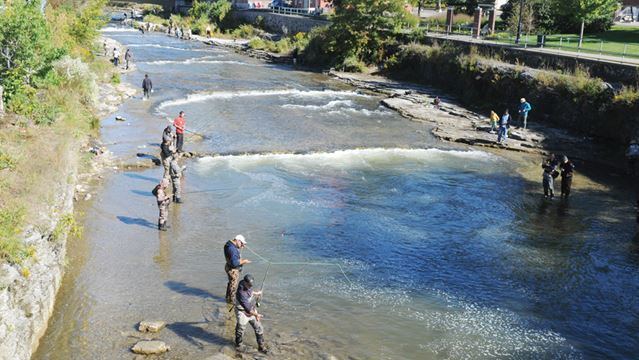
xmin=0 ymin=151 xmax=16 ymax=171
xmin=143 ymin=14 xmax=169 ymax=26
xmin=614 ymin=86 xmax=639 ymax=105
xmin=231 ymin=24 xmax=262 ymax=39
xmin=248 ymin=37 xmax=267 ymax=50
xmin=339 ymin=55 xmax=367 ymax=73
xmin=0 ymin=207 xmax=27 ymax=264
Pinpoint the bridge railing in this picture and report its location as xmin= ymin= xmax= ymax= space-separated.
xmin=271 ymin=6 xmax=316 ymax=16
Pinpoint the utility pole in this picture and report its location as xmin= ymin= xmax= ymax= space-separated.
xmin=515 ymin=0 xmax=524 ymax=44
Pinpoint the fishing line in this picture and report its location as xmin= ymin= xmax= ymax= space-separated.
xmin=245 ymin=245 xmax=353 ymax=286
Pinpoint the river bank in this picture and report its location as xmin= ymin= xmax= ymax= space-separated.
xmin=0 ymin=34 xmax=136 ymax=360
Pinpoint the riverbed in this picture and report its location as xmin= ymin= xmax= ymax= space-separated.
xmin=34 ymin=26 xmax=639 ymax=359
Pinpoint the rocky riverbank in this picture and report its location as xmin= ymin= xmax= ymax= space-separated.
xmin=0 ymin=36 xmax=135 ymax=360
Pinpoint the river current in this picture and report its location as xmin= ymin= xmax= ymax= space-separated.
xmin=33 ymin=26 xmax=639 ymax=359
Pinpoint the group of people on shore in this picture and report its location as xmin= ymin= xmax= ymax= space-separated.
xmin=167 ymin=19 xmax=192 ymax=40
xmin=488 ymin=98 xmax=532 ymax=144
xmin=104 ymin=42 xmax=133 ymax=70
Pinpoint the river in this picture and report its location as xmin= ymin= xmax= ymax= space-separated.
xmin=33 ymin=25 xmax=639 ymax=359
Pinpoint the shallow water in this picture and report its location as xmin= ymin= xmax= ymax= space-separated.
xmin=34 ymin=26 xmax=639 ymax=359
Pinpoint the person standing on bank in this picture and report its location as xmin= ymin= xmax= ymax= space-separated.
xmin=518 ymin=98 xmax=532 ymax=129
xmin=235 ymin=274 xmax=268 ymax=354
xmin=112 ymin=47 xmax=120 ymax=67
xmin=172 ymin=111 xmax=186 ymax=153
xmin=497 ymin=109 xmax=510 ymax=144
xmin=560 ymin=155 xmax=575 ymax=199
xmin=142 ymin=74 xmax=152 ymax=100
xmin=224 ymin=235 xmax=251 ymax=303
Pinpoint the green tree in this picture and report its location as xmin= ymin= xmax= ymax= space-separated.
xmin=0 ymin=0 xmax=61 ymax=100
xmin=500 ymin=0 xmax=556 ymax=34
xmin=330 ymin=0 xmax=417 ymax=64
xmin=555 ymin=0 xmax=618 ymax=47
xmin=189 ymin=0 xmax=232 ymax=27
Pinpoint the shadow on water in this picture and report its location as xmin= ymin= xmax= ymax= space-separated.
xmin=116 ymin=216 xmax=156 ymax=229
xmin=167 ymin=321 xmax=231 ymax=348
xmin=164 ymin=281 xmax=226 ymax=302
xmin=124 ymin=172 xmax=158 ymax=183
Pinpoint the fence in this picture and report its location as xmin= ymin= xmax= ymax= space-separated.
xmin=271 ymin=6 xmax=316 ymax=16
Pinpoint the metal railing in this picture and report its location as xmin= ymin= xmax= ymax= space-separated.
xmin=271 ymin=6 xmax=316 ymax=16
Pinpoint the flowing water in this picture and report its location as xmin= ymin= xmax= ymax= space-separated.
xmin=33 ymin=26 xmax=639 ymax=359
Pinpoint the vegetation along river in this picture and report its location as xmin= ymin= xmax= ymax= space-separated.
xmin=34 ymin=25 xmax=639 ymax=359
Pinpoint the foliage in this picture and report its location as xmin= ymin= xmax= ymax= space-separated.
xmin=51 ymin=213 xmax=82 ymax=243
xmin=500 ymin=0 xmax=556 ymax=34
xmin=614 ymin=86 xmax=639 ymax=105
xmin=0 ymin=0 xmax=61 ymax=102
xmin=328 ymin=0 xmax=417 ymax=64
xmin=301 ymin=26 xmax=334 ymax=66
xmin=140 ymin=4 xmax=163 ymax=15
xmin=67 ymin=0 xmax=108 ymax=50
xmin=189 ymin=0 xmax=232 ymax=27
xmin=143 ymin=14 xmax=169 ymax=26
xmin=505 ymin=1 xmax=536 ymax=35
xmin=0 ymin=207 xmax=27 ymax=264
xmin=231 ymin=24 xmax=263 ymax=38
xmin=0 ymin=151 xmax=16 ymax=171
xmin=339 ymin=55 xmax=367 ymax=72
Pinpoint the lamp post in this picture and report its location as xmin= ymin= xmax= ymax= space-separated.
xmin=515 ymin=0 xmax=524 ymax=44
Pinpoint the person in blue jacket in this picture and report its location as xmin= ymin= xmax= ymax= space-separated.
xmin=518 ymin=98 xmax=532 ymax=129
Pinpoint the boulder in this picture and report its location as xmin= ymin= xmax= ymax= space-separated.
xmin=138 ymin=320 xmax=165 ymax=333
xmin=131 ymin=340 xmax=170 ymax=354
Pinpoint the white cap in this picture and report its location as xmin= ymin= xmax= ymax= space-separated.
xmin=234 ymin=234 xmax=246 ymax=244
xmin=520 ymin=98 xmax=526 ymax=102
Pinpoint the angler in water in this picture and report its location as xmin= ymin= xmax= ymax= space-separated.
xmin=235 ymin=274 xmax=268 ymax=354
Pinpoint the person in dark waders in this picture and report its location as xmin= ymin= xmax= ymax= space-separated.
xmin=560 ymin=155 xmax=575 ymax=199
xmin=235 ymin=274 xmax=268 ymax=354
xmin=224 ymin=235 xmax=251 ymax=303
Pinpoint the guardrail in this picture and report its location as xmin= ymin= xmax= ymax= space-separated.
xmin=271 ymin=6 xmax=316 ymax=16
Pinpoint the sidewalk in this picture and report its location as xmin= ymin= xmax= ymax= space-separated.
xmin=424 ymin=32 xmax=639 ymax=67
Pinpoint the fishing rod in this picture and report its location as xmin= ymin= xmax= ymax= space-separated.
xmin=166 ymin=117 xmax=212 ymax=140
xmin=255 ymin=263 xmax=270 ymax=308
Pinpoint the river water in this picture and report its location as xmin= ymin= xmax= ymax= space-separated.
xmin=34 ymin=26 xmax=639 ymax=359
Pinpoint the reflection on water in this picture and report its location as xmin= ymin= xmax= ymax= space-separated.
xmin=33 ymin=26 xmax=639 ymax=360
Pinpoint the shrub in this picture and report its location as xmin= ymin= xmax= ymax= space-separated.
xmin=0 ymin=207 xmax=27 ymax=264
xmin=231 ymin=24 xmax=262 ymax=39
xmin=340 ymin=55 xmax=367 ymax=73
xmin=0 ymin=151 xmax=16 ymax=171
xmin=143 ymin=14 xmax=169 ymax=26
xmin=248 ymin=37 xmax=267 ymax=50
xmin=614 ymin=86 xmax=639 ymax=105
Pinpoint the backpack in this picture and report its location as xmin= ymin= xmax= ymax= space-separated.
xmin=152 ymin=185 xmax=160 ymax=197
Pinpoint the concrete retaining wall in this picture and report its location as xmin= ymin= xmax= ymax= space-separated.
xmin=231 ymin=10 xmax=329 ymax=35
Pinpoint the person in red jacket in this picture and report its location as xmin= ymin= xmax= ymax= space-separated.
xmin=172 ymin=111 xmax=186 ymax=153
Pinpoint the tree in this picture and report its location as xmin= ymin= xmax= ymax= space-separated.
xmin=329 ymin=0 xmax=417 ymax=64
xmin=189 ymin=0 xmax=232 ymax=27
xmin=555 ymin=0 xmax=618 ymax=47
xmin=0 ymin=0 xmax=60 ymax=99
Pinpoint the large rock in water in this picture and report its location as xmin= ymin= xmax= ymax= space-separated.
xmin=131 ymin=340 xmax=170 ymax=354
xmin=138 ymin=320 xmax=165 ymax=333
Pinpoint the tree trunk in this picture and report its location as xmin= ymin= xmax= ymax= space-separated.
xmin=0 ymin=85 xmax=4 ymax=115
xmin=578 ymin=19 xmax=585 ymax=48
xmin=418 ymin=0 xmax=421 ymax=16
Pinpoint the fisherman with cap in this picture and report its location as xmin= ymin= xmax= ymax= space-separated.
xmin=560 ymin=155 xmax=575 ymax=199
xmin=518 ymin=97 xmax=532 ymax=129
xmin=224 ymin=235 xmax=251 ymax=303
xmin=235 ymin=274 xmax=268 ymax=354
xmin=153 ymin=178 xmax=171 ymax=231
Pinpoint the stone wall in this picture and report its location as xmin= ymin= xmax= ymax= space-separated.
xmin=414 ymin=35 xmax=639 ymax=86
xmin=0 ymin=153 xmax=78 ymax=360
xmin=231 ymin=10 xmax=330 ymax=35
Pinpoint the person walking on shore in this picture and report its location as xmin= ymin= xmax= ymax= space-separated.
xmin=560 ymin=155 xmax=575 ymax=199
xmin=172 ymin=111 xmax=186 ymax=153
xmin=124 ymin=49 xmax=132 ymax=70
xmin=224 ymin=235 xmax=251 ymax=303
xmin=234 ymin=274 xmax=268 ymax=354
xmin=518 ymin=98 xmax=532 ymax=129
xmin=169 ymin=158 xmax=184 ymax=204
xmin=154 ymin=179 xmax=171 ymax=231
xmin=497 ymin=109 xmax=510 ymax=144
xmin=142 ymin=74 xmax=153 ymax=100
xmin=160 ymin=125 xmax=175 ymax=180
xmin=103 ymin=41 xmax=108 ymax=56
xmin=206 ymin=25 xmax=212 ymax=38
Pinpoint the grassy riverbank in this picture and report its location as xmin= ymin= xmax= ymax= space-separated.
xmin=0 ymin=0 xmax=114 ymax=266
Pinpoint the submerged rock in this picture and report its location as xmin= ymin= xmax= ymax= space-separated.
xmin=138 ymin=320 xmax=165 ymax=333
xmin=131 ymin=340 xmax=170 ymax=354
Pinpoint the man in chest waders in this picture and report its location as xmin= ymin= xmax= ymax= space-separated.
xmin=224 ymin=235 xmax=251 ymax=303
xmin=169 ymin=158 xmax=184 ymax=204
xmin=235 ymin=274 xmax=268 ymax=354
xmin=160 ymin=126 xmax=175 ymax=181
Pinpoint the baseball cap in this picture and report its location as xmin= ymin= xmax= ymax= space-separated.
xmin=234 ymin=234 xmax=246 ymax=244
